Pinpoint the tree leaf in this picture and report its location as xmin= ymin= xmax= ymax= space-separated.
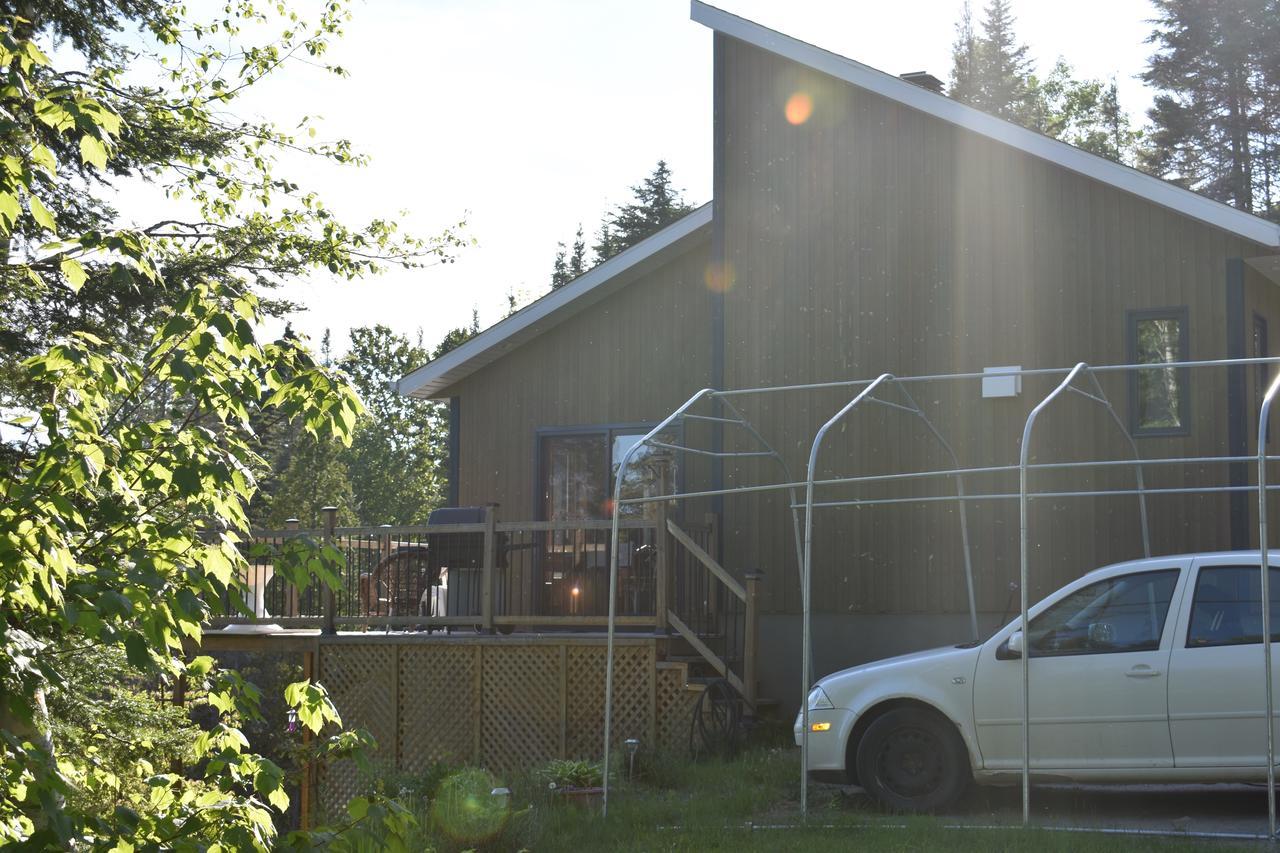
xmin=79 ymin=135 xmax=108 ymax=170
xmin=27 ymin=195 xmax=56 ymax=232
xmin=60 ymin=258 xmax=87 ymax=291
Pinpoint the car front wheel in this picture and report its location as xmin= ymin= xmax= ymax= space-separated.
xmin=854 ymin=707 xmax=970 ymax=812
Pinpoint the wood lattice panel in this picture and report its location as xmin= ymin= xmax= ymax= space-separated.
xmin=315 ymin=636 xmax=679 ymax=812
xmin=398 ymin=645 xmax=477 ymax=771
xmin=565 ymin=644 xmax=653 ymax=758
xmin=479 ymin=645 xmax=561 ymax=771
xmin=655 ymin=663 xmax=701 ymax=754
xmin=317 ymin=643 xmax=396 ymax=814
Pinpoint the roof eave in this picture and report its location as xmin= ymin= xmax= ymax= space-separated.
xmin=691 ymin=0 xmax=1280 ymax=249
xmin=396 ymin=203 xmax=713 ymax=400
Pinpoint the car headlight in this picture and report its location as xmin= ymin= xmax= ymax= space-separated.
xmin=807 ymin=685 xmax=834 ymax=710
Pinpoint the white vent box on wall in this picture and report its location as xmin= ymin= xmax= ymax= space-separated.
xmin=982 ymin=365 xmax=1022 ymax=398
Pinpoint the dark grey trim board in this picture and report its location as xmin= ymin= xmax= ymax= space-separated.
xmin=1226 ymin=258 xmax=1248 ymax=549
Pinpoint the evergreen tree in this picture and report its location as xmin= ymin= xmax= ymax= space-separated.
xmin=550 ymin=224 xmax=589 ymax=290
xmin=551 ymin=243 xmax=570 ymax=289
xmin=965 ymin=0 xmax=1038 ymax=124
xmin=948 ymin=1 xmax=980 ymax=106
xmin=592 ymin=160 xmax=695 ymax=264
xmin=569 ymin=224 xmax=587 ymax=279
xmin=266 ymin=435 xmax=359 ymax=527
xmin=1141 ymin=0 xmax=1280 ymax=218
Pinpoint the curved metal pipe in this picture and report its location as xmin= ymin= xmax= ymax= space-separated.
xmin=800 ymin=373 xmax=894 ymax=819
xmin=1018 ymin=362 xmax=1090 ymax=825
xmin=602 ymin=387 xmax=714 ymax=816
xmin=1257 ymin=370 xmax=1280 ymax=839
xmin=1081 ymin=371 xmax=1151 ymax=557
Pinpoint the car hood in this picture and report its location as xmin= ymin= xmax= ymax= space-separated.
xmin=816 ymin=643 xmax=983 ymax=702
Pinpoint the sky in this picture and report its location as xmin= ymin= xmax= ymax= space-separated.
xmin=127 ymin=0 xmax=1160 ymax=356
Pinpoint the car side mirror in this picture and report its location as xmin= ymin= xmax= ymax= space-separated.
xmin=997 ymin=630 xmax=1025 ymax=660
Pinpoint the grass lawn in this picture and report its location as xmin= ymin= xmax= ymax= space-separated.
xmin=393 ymin=747 xmax=1262 ymax=852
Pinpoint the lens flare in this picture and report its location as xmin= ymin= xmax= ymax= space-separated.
xmin=785 ymin=91 xmax=813 ymax=125
xmin=704 ymin=260 xmax=736 ymax=293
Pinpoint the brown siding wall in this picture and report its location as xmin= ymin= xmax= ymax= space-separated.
xmin=714 ymin=37 xmax=1275 ymax=616
xmin=449 ymin=238 xmax=713 ymax=516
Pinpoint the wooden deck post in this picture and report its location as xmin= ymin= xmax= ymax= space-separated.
xmin=654 ymin=501 xmax=669 ymax=635
xmin=744 ymin=571 xmax=763 ymax=707
xmin=482 ymin=503 xmax=497 ymax=633
xmin=321 ymin=506 xmax=337 ymax=635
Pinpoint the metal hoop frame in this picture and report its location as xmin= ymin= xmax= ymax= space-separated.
xmin=600 ymin=356 xmax=1280 ymax=838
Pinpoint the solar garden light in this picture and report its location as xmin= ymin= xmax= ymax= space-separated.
xmin=490 ymin=786 xmax=511 ymax=808
xmin=625 ymin=738 xmax=640 ymax=780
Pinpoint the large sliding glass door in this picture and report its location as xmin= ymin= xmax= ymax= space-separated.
xmin=536 ymin=425 xmax=676 ymax=616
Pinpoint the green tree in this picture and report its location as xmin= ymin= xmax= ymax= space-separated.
xmin=948 ymin=1 xmax=980 ymax=106
xmin=592 ymin=160 xmax=696 ymax=264
xmin=549 ymin=224 xmax=588 ymax=289
xmin=340 ymin=325 xmax=445 ymax=524
xmin=1038 ymin=61 xmax=1141 ymax=163
xmin=1141 ymin=0 xmax=1280 ymax=218
xmin=0 ymin=0 xmax=444 ymax=846
xmin=949 ymin=0 xmax=1038 ymax=125
xmin=266 ymin=434 xmax=359 ymax=527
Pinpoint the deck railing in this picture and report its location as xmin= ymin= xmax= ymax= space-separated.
xmin=220 ymin=506 xmax=762 ymax=706
xmin=219 ymin=508 xmax=663 ymax=632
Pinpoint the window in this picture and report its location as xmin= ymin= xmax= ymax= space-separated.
xmin=1127 ymin=307 xmax=1190 ymax=436
xmin=1025 ymin=570 xmax=1179 ymax=656
xmin=1256 ymin=314 xmax=1271 ymax=442
xmin=1186 ymin=565 xmax=1280 ymax=648
xmin=538 ymin=425 xmax=678 ymax=521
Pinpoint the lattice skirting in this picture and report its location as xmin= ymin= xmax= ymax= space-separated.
xmin=316 ymin=638 xmax=689 ymax=811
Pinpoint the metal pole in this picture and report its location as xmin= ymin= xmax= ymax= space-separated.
xmin=800 ymin=373 xmax=893 ymax=820
xmin=1257 ymin=371 xmax=1280 ymax=839
xmin=1083 ymin=371 xmax=1151 ymax=557
xmin=602 ymin=388 xmax=713 ymax=817
xmin=1018 ymin=362 xmax=1089 ymax=826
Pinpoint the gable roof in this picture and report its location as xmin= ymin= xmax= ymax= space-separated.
xmin=691 ymin=1 xmax=1280 ymax=249
xmin=396 ymin=203 xmax=712 ymax=399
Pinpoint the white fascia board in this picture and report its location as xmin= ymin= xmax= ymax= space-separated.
xmin=691 ymin=1 xmax=1280 ymax=249
xmin=396 ymin=203 xmax=713 ymax=400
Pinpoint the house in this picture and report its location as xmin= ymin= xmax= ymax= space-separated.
xmin=397 ymin=2 xmax=1280 ymax=710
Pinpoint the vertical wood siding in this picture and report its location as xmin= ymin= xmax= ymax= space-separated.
xmin=714 ymin=38 xmax=1273 ymax=616
xmin=448 ymin=239 xmax=713 ymax=517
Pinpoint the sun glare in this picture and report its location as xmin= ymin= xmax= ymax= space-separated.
xmin=785 ymin=91 xmax=813 ymax=125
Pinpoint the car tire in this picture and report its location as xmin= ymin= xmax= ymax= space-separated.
xmin=854 ymin=707 xmax=970 ymax=812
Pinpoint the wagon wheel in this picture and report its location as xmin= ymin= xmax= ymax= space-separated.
xmin=689 ymin=678 xmax=743 ymax=760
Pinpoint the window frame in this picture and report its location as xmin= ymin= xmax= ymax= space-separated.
xmin=1126 ymin=306 xmax=1191 ymax=438
xmin=533 ymin=421 xmax=683 ymax=521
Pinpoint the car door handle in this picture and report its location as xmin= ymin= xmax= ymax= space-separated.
xmin=1125 ymin=666 xmax=1162 ymax=679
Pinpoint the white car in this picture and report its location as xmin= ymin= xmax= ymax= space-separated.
xmin=796 ymin=551 xmax=1280 ymax=811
